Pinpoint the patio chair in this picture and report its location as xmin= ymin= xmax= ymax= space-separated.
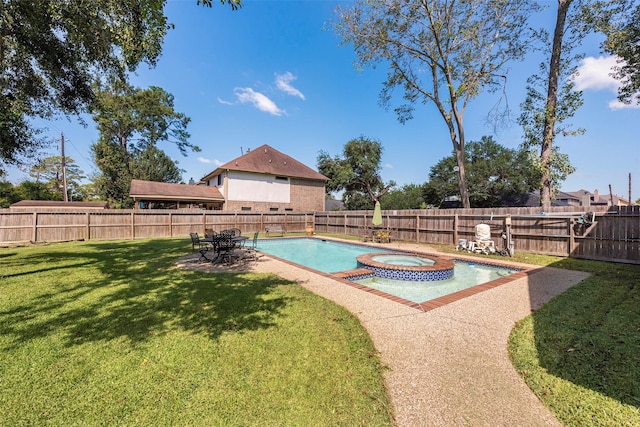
xmin=190 ymin=232 xmax=215 ymax=262
xmin=240 ymin=231 xmax=259 ymax=262
xmin=469 ymin=223 xmax=496 ymax=255
xmin=211 ymin=233 xmax=239 ymax=264
xmin=205 ymin=229 xmax=216 ymax=238
xmin=361 ymin=225 xmax=373 ymax=242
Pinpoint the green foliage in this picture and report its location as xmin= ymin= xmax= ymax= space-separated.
xmin=29 ymin=156 xmax=85 ymax=200
xmin=597 ymin=0 xmax=640 ymax=105
xmin=0 ymin=180 xmax=20 ymax=207
xmin=91 ymin=79 xmax=193 ymax=207
xmin=133 ymin=146 xmax=183 ymax=183
xmin=380 ymin=184 xmax=425 ymax=210
xmin=333 ymin=0 xmax=539 ymax=207
xmin=422 ymin=136 xmax=539 ymax=207
xmin=17 ymin=181 xmax=59 ymax=201
xmin=317 ymin=136 xmax=395 ymax=210
xmin=198 ymin=0 xmax=242 ymax=10
xmin=0 ymin=0 xmax=171 ymax=174
xmin=92 ymin=80 xmax=197 ymax=155
xmin=92 ymin=140 xmax=135 ymax=207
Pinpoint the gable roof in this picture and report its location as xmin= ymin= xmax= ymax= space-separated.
xmin=201 ymin=144 xmax=328 ymax=182
xmin=129 ymin=180 xmax=224 ymax=202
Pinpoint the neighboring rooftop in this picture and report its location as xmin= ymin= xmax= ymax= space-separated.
xmin=10 ymin=200 xmax=108 ymax=209
xmin=201 ymin=144 xmax=328 ymax=182
xmin=129 ymin=180 xmax=224 ymax=202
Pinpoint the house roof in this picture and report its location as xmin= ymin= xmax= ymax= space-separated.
xmin=560 ymin=189 xmax=630 ymax=206
xmin=129 ymin=180 xmax=224 ymax=202
xmin=201 ymin=144 xmax=329 ymax=182
xmin=10 ymin=200 xmax=108 ymax=209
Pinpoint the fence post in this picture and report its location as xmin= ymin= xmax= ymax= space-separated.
xmin=169 ymin=212 xmax=173 ymax=238
xmin=131 ymin=212 xmax=135 ymax=240
xmin=32 ymin=212 xmax=37 ymax=242
xmin=568 ymin=217 xmax=574 ymax=256
xmin=416 ymin=214 xmax=420 ymax=243
xmin=86 ymin=212 xmax=90 ymax=240
xmin=453 ymin=214 xmax=459 ymax=245
xmin=344 ymin=212 xmax=347 ymax=235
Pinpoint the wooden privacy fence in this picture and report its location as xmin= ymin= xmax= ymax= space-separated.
xmin=1 ymin=206 xmax=638 ymax=264
xmin=314 ymin=205 xmax=640 ymax=264
xmin=0 ymin=209 xmax=315 ymax=243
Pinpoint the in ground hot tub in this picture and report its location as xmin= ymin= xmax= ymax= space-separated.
xmin=356 ymin=252 xmax=455 ymax=281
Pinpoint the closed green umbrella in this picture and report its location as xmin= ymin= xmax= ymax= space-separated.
xmin=372 ymin=201 xmax=383 ymax=226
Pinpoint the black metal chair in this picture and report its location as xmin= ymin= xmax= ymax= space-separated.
xmin=211 ymin=233 xmax=238 ymax=264
xmin=239 ymin=231 xmax=259 ymax=262
xmin=190 ymin=232 xmax=214 ymax=262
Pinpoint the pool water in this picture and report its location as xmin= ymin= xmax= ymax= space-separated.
xmin=256 ymin=238 xmax=519 ymax=303
xmin=371 ymin=254 xmax=435 ymax=266
xmin=256 ymin=238 xmax=379 ymax=273
xmin=355 ymin=262 xmax=516 ymax=303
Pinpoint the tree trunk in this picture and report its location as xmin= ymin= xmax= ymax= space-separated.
xmin=455 ymin=146 xmax=470 ymax=208
xmin=540 ymin=0 xmax=572 ymax=209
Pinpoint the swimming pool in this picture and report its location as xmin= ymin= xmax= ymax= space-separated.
xmin=256 ymin=238 xmax=520 ymax=304
xmin=256 ymin=238 xmax=381 ymax=273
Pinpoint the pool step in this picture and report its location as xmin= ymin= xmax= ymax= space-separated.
xmin=332 ymin=268 xmax=374 ymax=280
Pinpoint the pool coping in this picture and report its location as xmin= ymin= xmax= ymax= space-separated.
xmin=256 ymin=236 xmax=540 ymax=312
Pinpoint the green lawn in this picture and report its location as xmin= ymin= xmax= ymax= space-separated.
xmin=430 ymin=242 xmax=640 ymax=426
xmin=0 ymin=239 xmax=394 ymax=426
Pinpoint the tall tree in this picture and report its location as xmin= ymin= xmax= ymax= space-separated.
xmin=334 ymin=0 xmax=537 ymax=208
xmin=92 ymin=140 xmax=133 ymax=207
xmin=0 ymin=0 xmax=169 ymax=173
xmin=520 ymin=0 xmax=626 ymax=208
xmin=92 ymin=80 xmax=196 ymax=155
xmin=0 ymin=0 xmax=240 ymax=174
xmin=132 ymin=146 xmax=183 ymax=183
xmin=422 ymin=136 xmax=539 ymax=208
xmin=29 ymin=155 xmax=85 ymax=200
xmin=317 ymin=136 xmax=395 ymax=210
xmin=91 ymin=80 xmax=192 ymax=206
xmin=379 ymin=184 xmax=426 ymax=210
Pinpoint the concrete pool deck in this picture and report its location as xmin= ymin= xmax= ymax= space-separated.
xmin=178 ymin=238 xmax=590 ymax=426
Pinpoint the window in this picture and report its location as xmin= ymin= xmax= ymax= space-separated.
xmin=241 ymin=207 xmax=251 ymax=211
xmin=285 ymin=208 xmax=293 ymax=212
xmin=217 ymin=174 xmax=222 ymax=186
xmin=270 ymin=207 xmax=279 ymax=212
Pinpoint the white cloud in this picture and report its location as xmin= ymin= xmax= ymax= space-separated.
xmin=573 ymin=56 xmax=640 ymax=110
xmin=384 ymin=163 xmax=393 ymax=169
xmin=275 ymin=72 xmax=306 ymax=100
xmin=573 ymin=56 xmax=620 ymax=92
xmin=232 ymin=87 xmax=285 ymax=116
xmin=198 ymin=157 xmax=222 ymax=166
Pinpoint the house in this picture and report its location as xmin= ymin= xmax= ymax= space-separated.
xmin=200 ymin=144 xmax=328 ymax=212
xmin=558 ymin=189 xmax=631 ymax=207
xmin=129 ymin=179 xmax=224 ymax=210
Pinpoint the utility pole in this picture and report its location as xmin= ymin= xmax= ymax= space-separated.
xmin=61 ymin=132 xmax=68 ymax=202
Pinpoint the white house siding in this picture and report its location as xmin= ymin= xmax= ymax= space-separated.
xmin=226 ymin=171 xmax=290 ymax=203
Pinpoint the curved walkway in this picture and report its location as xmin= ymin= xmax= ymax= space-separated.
xmin=179 ymin=239 xmax=590 ymax=426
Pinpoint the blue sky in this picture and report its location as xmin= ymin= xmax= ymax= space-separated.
xmin=8 ymin=0 xmax=639 ymax=202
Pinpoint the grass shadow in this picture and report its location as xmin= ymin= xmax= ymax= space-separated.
xmin=526 ymin=258 xmax=640 ymax=410
xmin=0 ymin=239 xmax=294 ymax=349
